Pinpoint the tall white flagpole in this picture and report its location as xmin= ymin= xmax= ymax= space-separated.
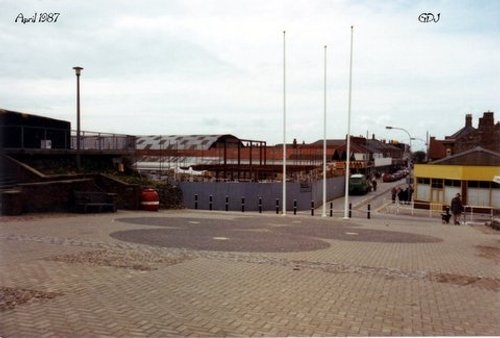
xmin=322 ymin=45 xmax=327 ymax=217
xmin=282 ymin=30 xmax=287 ymax=215
xmin=344 ymin=26 xmax=354 ymax=219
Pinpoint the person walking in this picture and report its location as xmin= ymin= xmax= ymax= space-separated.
xmin=450 ymin=193 xmax=464 ymax=225
xmin=407 ymin=185 xmax=414 ymax=204
xmin=398 ymin=187 xmax=407 ymax=204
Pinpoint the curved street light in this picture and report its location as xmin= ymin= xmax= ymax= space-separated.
xmin=73 ymin=66 xmax=83 ymax=170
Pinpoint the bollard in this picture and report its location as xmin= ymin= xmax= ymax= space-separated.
xmin=258 ymin=196 xmax=262 ymax=213
xmin=311 ymin=200 xmax=315 ymax=216
xmin=275 ymin=198 xmax=280 ymax=214
xmin=194 ymin=194 xmax=198 ymax=210
xmin=349 ymin=202 xmax=352 ymax=218
xmin=225 ymin=195 xmax=229 ymax=211
xmin=367 ymin=204 xmax=371 ymax=219
xmin=241 ymin=197 xmax=245 ymax=212
xmin=330 ymin=202 xmax=333 ymax=217
xmin=209 ymin=194 xmax=213 ymax=211
xmin=293 ymin=199 xmax=297 ymax=215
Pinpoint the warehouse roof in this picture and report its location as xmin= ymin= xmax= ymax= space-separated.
xmin=135 ymin=134 xmax=242 ymax=151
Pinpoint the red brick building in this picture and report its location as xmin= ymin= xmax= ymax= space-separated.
xmin=428 ymin=111 xmax=499 ymax=161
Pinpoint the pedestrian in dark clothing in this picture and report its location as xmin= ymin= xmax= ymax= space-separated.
xmin=372 ymin=179 xmax=377 ymax=192
xmin=441 ymin=207 xmax=451 ymax=224
xmin=450 ymin=193 xmax=464 ymax=225
xmin=403 ymin=187 xmax=409 ymax=204
xmin=407 ymin=185 xmax=414 ymax=204
xmin=391 ymin=187 xmax=397 ymax=203
xmin=398 ymin=188 xmax=406 ymax=204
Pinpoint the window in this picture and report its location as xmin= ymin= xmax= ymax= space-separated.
xmin=479 ymin=181 xmax=491 ymax=189
xmin=431 ymin=179 xmax=443 ymax=189
xmin=468 ymin=181 xmax=478 ymax=188
xmin=468 ymin=181 xmax=490 ymax=189
xmin=417 ymin=177 xmax=430 ymax=184
xmin=444 ymin=179 xmax=461 ymax=187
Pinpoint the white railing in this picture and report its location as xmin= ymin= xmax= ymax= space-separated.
xmin=384 ymin=198 xmax=496 ymax=222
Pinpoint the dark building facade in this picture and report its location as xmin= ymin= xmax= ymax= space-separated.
xmin=0 ymin=108 xmax=71 ymax=150
xmin=428 ymin=111 xmax=500 ymax=161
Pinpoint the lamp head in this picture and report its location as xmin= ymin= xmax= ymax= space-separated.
xmin=73 ymin=66 xmax=83 ymax=76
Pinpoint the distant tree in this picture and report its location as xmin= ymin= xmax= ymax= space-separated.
xmin=412 ymin=151 xmax=426 ymax=163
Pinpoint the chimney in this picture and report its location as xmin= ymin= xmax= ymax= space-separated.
xmin=465 ymin=114 xmax=472 ymax=127
xmin=372 ymin=133 xmax=375 ymax=140
xmin=478 ymin=111 xmax=494 ymax=129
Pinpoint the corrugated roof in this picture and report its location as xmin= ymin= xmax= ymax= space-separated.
xmin=135 ymin=134 xmax=241 ymax=151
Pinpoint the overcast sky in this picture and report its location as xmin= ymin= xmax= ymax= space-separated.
xmin=1 ymin=0 xmax=498 ymax=149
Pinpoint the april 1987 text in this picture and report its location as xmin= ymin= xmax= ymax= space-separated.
xmin=15 ymin=13 xmax=60 ymax=24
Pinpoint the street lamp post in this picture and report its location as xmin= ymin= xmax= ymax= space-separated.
xmin=386 ymin=125 xmax=412 ymax=183
xmin=73 ymin=66 xmax=83 ymax=170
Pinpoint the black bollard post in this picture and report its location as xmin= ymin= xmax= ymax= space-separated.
xmin=225 ymin=195 xmax=229 ymax=211
xmin=367 ymin=204 xmax=371 ymax=219
xmin=330 ymin=202 xmax=333 ymax=217
xmin=209 ymin=195 xmax=213 ymax=211
xmin=293 ymin=199 xmax=297 ymax=215
xmin=349 ymin=202 xmax=352 ymax=218
xmin=275 ymin=198 xmax=280 ymax=214
xmin=258 ymin=196 xmax=262 ymax=213
xmin=241 ymin=197 xmax=245 ymax=212
xmin=311 ymin=200 xmax=315 ymax=216
xmin=194 ymin=194 xmax=198 ymax=210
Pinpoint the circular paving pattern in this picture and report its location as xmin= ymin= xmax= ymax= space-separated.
xmin=112 ymin=217 xmax=442 ymax=252
xmin=111 ymin=228 xmax=330 ymax=253
xmin=272 ymin=223 xmax=442 ymax=243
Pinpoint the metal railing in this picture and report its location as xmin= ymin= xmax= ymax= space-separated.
xmin=71 ymin=130 xmax=136 ymax=151
xmin=384 ymin=198 xmax=496 ymax=222
xmin=1 ymin=125 xmax=136 ymax=152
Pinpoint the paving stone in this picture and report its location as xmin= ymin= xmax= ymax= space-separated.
xmin=0 ymin=210 xmax=499 ymax=336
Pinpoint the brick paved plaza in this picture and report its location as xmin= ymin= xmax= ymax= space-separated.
xmin=1 ymin=210 xmax=499 ymax=336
